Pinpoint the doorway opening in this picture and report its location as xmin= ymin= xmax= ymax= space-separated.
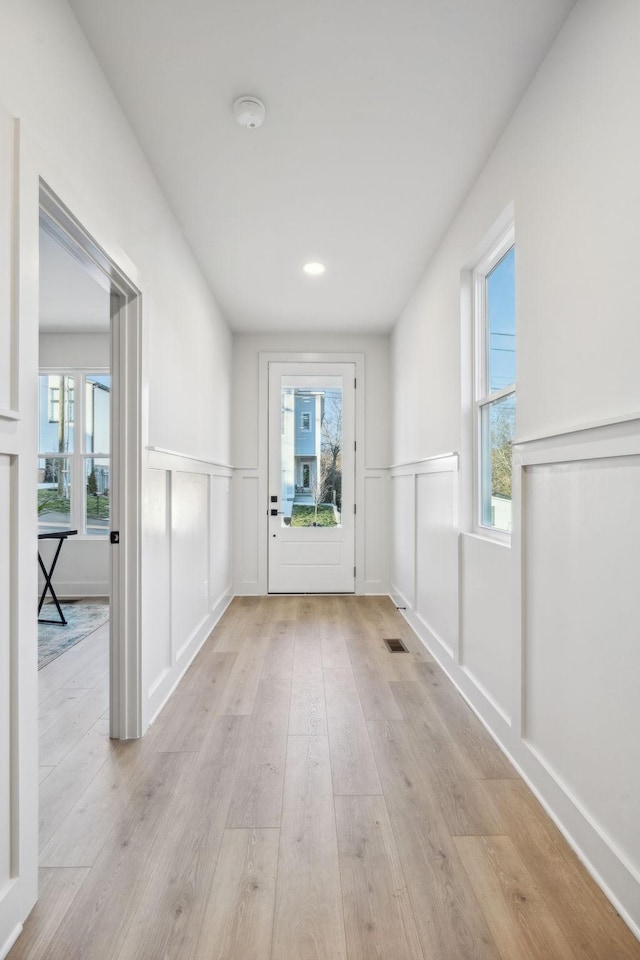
xmin=38 ymin=182 xmax=142 ymax=745
xmin=38 ymin=220 xmax=112 ymax=808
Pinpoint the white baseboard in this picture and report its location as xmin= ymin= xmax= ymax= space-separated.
xmin=147 ymin=590 xmax=232 ymax=729
xmin=0 ymin=924 xmax=22 ymax=960
xmin=396 ymin=599 xmax=640 ymax=944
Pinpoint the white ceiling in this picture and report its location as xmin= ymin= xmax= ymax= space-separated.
xmin=39 ymin=227 xmax=111 ymax=333
xmin=67 ymin=0 xmax=575 ymax=334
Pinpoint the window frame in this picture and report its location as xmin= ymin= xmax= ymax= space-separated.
xmin=38 ymin=366 xmax=111 ymax=538
xmin=472 ymin=225 xmax=515 ymax=542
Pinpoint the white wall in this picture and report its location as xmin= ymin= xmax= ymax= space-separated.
xmin=0 ymin=1 xmax=233 ymax=949
xmin=390 ymin=0 xmax=640 ymax=936
xmin=232 ymin=333 xmax=390 ymax=595
xmin=39 ymin=331 xmax=109 ymax=368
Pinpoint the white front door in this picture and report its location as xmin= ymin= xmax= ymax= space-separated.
xmin=268 ymin=362 xmax=355 ymax=593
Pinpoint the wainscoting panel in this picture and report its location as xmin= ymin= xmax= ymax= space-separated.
xmin=364 ymin=473 xmax=389 ymax=593
xmin=415 ymin=469 xmax=457 ymax=655
xmin=145 ymin=450 xmax=232 ymax=726
xmin=142 ymin=467 xmax=172 ymax=696
xmin=459 ymin=533 xmax=512 ymax=722
xmin=393 ymin=427 xmax=640 ymax=935
xmin=234 ymin=473 xmax=261 ymax=593
xmin=524 ymin=454 xmax=640 ymax=880
xmin=171 ymin=471 xmax=210 ymax=660
xmin=210 ymin=473 xmax=231 ymax=606
xmin=390 ymin=473 xmax=415 ymax=608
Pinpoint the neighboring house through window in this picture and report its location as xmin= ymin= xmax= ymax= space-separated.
xmin=473 ymin=227 xmax=515 ymax=535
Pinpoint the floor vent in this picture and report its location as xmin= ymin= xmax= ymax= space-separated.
xmin=384 ymin=638 xmax=408 ymax=653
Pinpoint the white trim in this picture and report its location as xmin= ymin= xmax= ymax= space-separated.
xmin=147 ymin=590 xmax=232 ymax=725
xmin=147 ymin=445 xmax=233 ymax=472
xmin=389 ymin=451 xmax=457 ymax=470
xmin=0 ymin=409 xmax=19 ymax=422
xmin=514 ymin=410 xmax=640 ymax=447
xmin=397 ymin=598 xmax=640 ymax=944
xmin=0 ymin=923 xmax=22 ymax=960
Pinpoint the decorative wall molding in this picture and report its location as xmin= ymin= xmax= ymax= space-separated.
xmin=147 ymin=445 xmax=233 ymax=474
xmin=389 ymin=450 xmax=458 ymax=471
xmin=514 ymin=410 xmax=640 ymax=448
xmin=389 ymin=452 xmax=459 ymax=655
xmin=143 ymin=459 xmax=233 ymax=729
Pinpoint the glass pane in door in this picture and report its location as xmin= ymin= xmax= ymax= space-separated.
xmin=280 ymin=378 xmax=343 ymax=528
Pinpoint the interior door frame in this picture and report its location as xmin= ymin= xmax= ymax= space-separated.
xmin=39 ymin=181 xmax=143 ymax=740
xmin=258 ymin=351 xmax=366 ymax=595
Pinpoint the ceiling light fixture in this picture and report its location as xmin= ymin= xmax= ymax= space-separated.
xmin=233 ymin=96 xmax=265 ymax=129
xmin=303 ymin=262 xmax=326 ymax=276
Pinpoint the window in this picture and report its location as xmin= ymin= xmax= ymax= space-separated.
xmin=301 ymin=411 xmax=311 ymax=431
xmin=38 ymin=371 xmax=111 ymax=536
xmin=474 ymin=230 xmax=515 ymax=534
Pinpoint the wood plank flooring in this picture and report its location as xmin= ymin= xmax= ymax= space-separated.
xmin=11 ymin=596 xmax=640 ymax=959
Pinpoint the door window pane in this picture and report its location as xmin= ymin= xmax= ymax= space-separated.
xmin=480 ymin=392 xmax=515 ymax=532
xmin=39 ymin=374 xmax=74 ymax=453
xmin=281 ymin=380 xmax=343 ymax=527
xmin=85 ymin=457 xmax=110 ymax=536
xmin=85 ymin=375 xmax=111 ymax=453
xmin=486 ymin=246 xmax=515 ymax=393
xmin=38 ymin=457 xmax=71 ymax=532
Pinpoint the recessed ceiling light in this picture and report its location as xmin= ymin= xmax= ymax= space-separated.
xmin=303 ymin=262 xmax=326 ymax=276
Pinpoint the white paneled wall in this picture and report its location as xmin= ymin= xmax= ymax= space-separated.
xmin=522 ymin=446 xmax=640 ymax=883
xmin=363 ymin=473 xmax=389 ymax=593
xmin=144 ymin=451 xmax=232 ymax=727
xmin=233 ymin=473 xmax=260 ymax=594
xmin=391 ymin=420 xmax=640 ymax=935
xmin=390 ymin=473 xmax=414 ymax=607
xmin=142 ymin=468 xmax=172 ymax=696
xmin=415 ymin=469 xmax=458 ymax=655
xmin=459 ymin=534 xmax=512 ymax=722
xmin=390 ymin=456 xmax=458 ymax=647
xmin=171 ymin=471 xmax=209 ymax=659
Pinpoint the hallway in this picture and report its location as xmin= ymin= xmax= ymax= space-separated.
xmin=11 ymin=596 xmax=640 ymax=960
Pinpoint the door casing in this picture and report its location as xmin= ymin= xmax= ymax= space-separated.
xmin=268 ymin=362 xmax=355 ymax=593
xmin=257 ymin=351 xmax=366 ymax=595
xmin=39 ymin=181 xmax=143 ymax=739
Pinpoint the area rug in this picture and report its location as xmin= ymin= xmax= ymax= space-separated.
xmin=38 ymin=602 xmax=109 ymax=669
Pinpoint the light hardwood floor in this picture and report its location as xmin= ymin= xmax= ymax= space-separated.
xmin=11 ymin=596 xmax=640 ymax=959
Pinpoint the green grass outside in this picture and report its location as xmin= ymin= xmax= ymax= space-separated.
xmin=290 ymin=504 xmax=337 ymax=527
xmin=38 ymin=489 xmax=110 ymax=520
